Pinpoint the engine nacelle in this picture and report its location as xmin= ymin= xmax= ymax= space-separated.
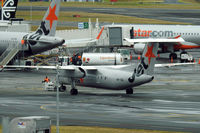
xmin=61 ymin=67 xmax=86 ymax=78
xmin=133 ymin=43 xmax=146 ymax=54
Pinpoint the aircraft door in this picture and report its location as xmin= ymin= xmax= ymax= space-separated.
xmin=109 ymin=27 xmax=122 ymax=46
xmin=130 ymin=27 xmax=134 ymax=39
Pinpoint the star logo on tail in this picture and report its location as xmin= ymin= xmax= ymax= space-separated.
xmin=46 ymin=5 xmax=58 ymax=29
xmin=145 ymin=44 xmax=156 ymax=64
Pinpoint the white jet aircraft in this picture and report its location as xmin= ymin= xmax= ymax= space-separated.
xmin=105 ymin=25 xmax=200 ymax=59
xmin=0 ymin=0 xmax=64 ymax=68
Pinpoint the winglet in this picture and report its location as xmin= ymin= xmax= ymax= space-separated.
xmin=96 ymin=26 xmax=104 ymax=40
xmin=174 ymin=35 xmax=181 ymax=39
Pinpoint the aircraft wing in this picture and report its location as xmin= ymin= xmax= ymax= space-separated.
xmin=5 ymin=65 xmax=75 ymax=70
xmin=155 ymin=62 xmax=197 ymax=67
xmin=63 ymin=38 xmax=97 ymax=48
xmin=5 ymin=64 xmax=129 ymax=71
xmin=6 ymin=63 xmax=195 ymax=69
xmin=124 ymin=37 xmax=185 ymax=45
xmin=63 ymin=26 xmax=104 ymax=48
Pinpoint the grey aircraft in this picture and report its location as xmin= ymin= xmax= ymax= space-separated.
xmin=6 ymin=37 xmax=185 ymax=95
xmin=59 ymin=39 xmax=158 ymax=95
xmin=0 ymin=0 xmax=64 ymax=67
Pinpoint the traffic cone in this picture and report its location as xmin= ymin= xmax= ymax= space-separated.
xmin=130 ymin=55 xmax=132 ymax=60
xmin=170 ymin=57 xmax=173 ymax=63
xmin=138 ymin=55 xmax=141 ymax=60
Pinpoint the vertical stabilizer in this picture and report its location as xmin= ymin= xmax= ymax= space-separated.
xmin=34 ymin=0 xmax=61 ymax=36
xmin=135 ymin=43 xmax=159 ymax=76
xmin=0 ymin=0 xmax=18 ymax=21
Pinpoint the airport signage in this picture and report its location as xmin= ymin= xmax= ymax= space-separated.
xmin=78 ymin=22 xmax=89 ymax=29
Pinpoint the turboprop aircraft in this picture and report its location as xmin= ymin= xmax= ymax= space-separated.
xmin=0 ymin=0 xmax=64 ymax=67
xmin=0 ymin=0 xmax=18 ymax=21
xmin=6 ymin=37 xmax=185 ymax=95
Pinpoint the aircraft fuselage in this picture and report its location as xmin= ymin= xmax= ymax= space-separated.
xmin=58 ymin=68 xmax=153 ymax=90
xmin=0 ymin=31 xmax=64 ymax=57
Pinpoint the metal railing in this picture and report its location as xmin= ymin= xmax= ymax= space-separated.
xmin=0 ymin=42 xmax=20 ymax=66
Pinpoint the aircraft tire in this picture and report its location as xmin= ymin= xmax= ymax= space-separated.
xmin=126 ymin=88 xmax=133 ymax=94
xmin=70 ymin=88 xmax=78 ymax=95
xmin=59 ymin=86 xmax=66 ymax=92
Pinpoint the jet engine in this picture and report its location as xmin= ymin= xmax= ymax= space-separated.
xmin=133 ymin=43 xmax=146 ymax=54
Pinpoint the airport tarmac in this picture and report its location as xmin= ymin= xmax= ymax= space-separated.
xmin=0 ymin=63 xmax=200 ymax=132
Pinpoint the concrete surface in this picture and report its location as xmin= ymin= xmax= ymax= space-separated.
xmin=0 ymin=62 xmax=200 ymax=132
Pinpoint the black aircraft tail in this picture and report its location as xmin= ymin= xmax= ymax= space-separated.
xmin=0 ymin=0 xmax=18 ymax=20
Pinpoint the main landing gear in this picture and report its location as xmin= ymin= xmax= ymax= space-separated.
xmin=70 ymin=79 xmax=78 ymax=95
xmin=58 ymin=84 xmax=66 ymax=92
xmin=70 ymin=88 xmax=78 ymax=95
xmin=126 ymin=87 xmax=134 ymax=94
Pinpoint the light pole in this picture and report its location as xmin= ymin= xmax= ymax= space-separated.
xmin=56 ymin=65 xmax=60 ymax=133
